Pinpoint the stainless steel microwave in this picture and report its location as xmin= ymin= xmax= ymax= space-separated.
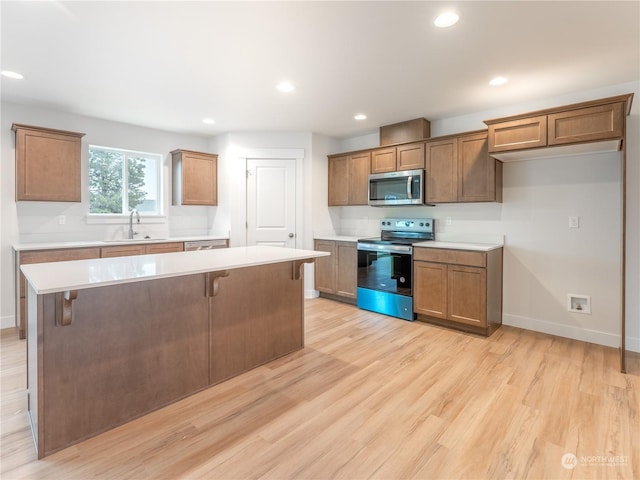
xmin=368 ymin=169 xmax=425 ymax=206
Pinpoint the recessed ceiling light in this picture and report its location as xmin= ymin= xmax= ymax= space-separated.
xmin=276 ymin=81 xmax=295 ymax=93
xmin=202 ymin=118 xmax=215 ymax=125
xmin=489 ymin=76 xmax=509 ymax=86
xmin=1 ymin=70 xmax=24 ymax=80
xmin=354 ymin=114 xmax=367 ymax=121
xmin=434 ymin=11 xmax=459 ymax=28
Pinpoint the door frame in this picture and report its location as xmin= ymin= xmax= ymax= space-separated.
xmin=235 ymin=148 xmax=304 ymax=248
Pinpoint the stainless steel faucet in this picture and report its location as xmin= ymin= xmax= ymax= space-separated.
xmin=128 ymin=210 xmax=140 ymax=239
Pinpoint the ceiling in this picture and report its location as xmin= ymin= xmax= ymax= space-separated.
xmin=1 ymin=1 xmax=638 ymax=138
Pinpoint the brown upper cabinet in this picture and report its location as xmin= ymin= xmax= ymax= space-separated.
xmin=171 ymin=149 xmax=218 ymax=206
xmin=485 ymin=94 xmax=633 ymax=156
xmin=12 ymin=124 xmax=84 ymax=202
xmin=371 ymin=142 xmax=426 ymax=174
xmin=426 ymin=131 xmax=502 ymax=203
xmin=328 ymin=151 xmax=370 ymax=206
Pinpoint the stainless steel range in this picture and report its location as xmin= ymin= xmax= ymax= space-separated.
xmin=357 ymin=218 xmax=434 ymax=321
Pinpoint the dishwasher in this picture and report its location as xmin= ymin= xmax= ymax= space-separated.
xmin=184 ymin=239 xmax=228 ymax=251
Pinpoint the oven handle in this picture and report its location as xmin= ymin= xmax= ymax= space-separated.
xmin=406 ymin=176 xmax=413 ymax=199
xmin=357 ymin=243 xmax=413 ymax=254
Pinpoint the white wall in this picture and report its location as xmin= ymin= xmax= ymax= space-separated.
xmin=0 ymin=102 xmax=214 ymax=326
xmin=326 ymin=81 xmax=639 ymax=352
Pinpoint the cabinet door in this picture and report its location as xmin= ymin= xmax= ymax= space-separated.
xmin=328 ymin=156 xmax=349 ymax=206
xmin=487 ymin=115 xmax=547 ymax=152
xmin=371 ymin=148 xmax=397 ymax=174
xmin=397 ymin=142 xmax=425 ymax=171
xmin=314 ymin=240 xmax=336 ymax=293
xmin=13 ymin=125 xmax=84 ymax=202
xmin=209 ymin=262 xmax=303 ymax=384
xmin=145 ymin=242 xmax=184 ymax=254
xmin=172 ymin=150 xmax=217 ymax=206
xmin=348 ymin=152 xmax=371 ymax=205
xmin=414 ymin=261 xmax=448 ymax=319
xmin=448 ymin=265 xmax=486 ymax=328
xmin=335 ymin=242 xmax=356 ymax=298
xmin=425 ymin=138 xmax=457 ymax=203
xmin=458 ymin=133 xmax=500 ymax=202
xmin=40 ymin=274 xmax=210 ymax=456
xmin=548 ymin=102 xmax=624 ymax=145
xmin=101 ymin=245 xmax=146 ymax=258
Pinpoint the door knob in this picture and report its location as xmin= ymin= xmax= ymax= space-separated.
xmin=288 ymin=233 xmax=295 ymax=238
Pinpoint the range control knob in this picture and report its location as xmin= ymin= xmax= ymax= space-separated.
xmin=426 ymin=222 xmax=430 ymax=227
xmin=420 ymin=222 xmax=424 ymax=227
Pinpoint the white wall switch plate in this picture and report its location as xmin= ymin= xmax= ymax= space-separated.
xmin=569 ymin=216 xmax=579 ymax=228
xmin=446 ymin=216 xmax=452 ymax=226
xmin=58 ymin=215 xmax=66 ymax=225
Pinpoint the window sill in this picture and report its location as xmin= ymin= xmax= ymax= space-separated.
xmin=86 ymin=215 xmax=167 ymax=225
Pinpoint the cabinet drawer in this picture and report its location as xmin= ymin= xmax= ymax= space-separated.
xmin=146 ymin=242 xmax=184 ymax=254
xmin=101 ymin=245 xmax=146 ymax=258
xmin=414 ymin=248 xmax=486 ymax=267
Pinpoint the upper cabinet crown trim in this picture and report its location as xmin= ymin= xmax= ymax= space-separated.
xmin=11 ymin=123 xmax=85 ymax=138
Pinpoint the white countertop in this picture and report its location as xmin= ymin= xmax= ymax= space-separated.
xmin=21 ymin=246 xmax=329 ymax=294
xmin=13 ymin=235 xmax=228 ymax=252
xmin=414 ymin=241 xmax=503 ymax=252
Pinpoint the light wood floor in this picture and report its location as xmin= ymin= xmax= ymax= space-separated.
xmin=1 ymin=298 xmax=638 ymax=479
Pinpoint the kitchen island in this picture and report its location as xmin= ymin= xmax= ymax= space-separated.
xmin=21 ymin=246 xmax=328 ymax=459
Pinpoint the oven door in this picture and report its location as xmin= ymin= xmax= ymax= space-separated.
xmin=356 ymin=242 xmax=415 ymax=320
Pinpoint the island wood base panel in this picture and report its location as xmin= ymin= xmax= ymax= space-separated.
xmin=27 ymin=261 xmax=305 ymax=458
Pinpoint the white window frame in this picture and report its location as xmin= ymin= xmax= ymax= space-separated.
xmin=86 ymin=145 xmax=166 ymax=224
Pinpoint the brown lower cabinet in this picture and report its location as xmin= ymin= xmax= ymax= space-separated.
xmin=27 ymin=261 xmax=305 ymax=458
xmin=413 ymin=247 xmax=503 ymax=336
xmin=314 ymin=239 xmax=357 ymax=302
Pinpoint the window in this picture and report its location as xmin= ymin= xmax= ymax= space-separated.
xmin=89 ymin=145 xmax=163 ymax=215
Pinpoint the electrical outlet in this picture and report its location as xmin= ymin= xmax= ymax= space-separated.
xmin=569 ymin=216 xmax=579 ymax=228
xmin=446 ymin=216 xmax=452 ymax=226
xmin=58 ymin=215 xmax=66 ymax=225
xmin=568 ymin=294 xmax=591 ymax=314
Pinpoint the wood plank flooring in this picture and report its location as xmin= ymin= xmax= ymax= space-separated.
xmin=1 ymin=297 xmax=638 ymax=479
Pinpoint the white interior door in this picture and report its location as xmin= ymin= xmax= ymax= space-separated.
xmin=246 ymin=159 xmax=296 ymax=247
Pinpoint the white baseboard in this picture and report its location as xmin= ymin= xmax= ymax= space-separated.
xmin=626 ymin=336 xmax=640 ymax=353
xmin=305 ymin=289 xmax=320 ymax=300
xmin=503 ymin=313 xmax=639 ymax=353
xmin=1 ymin=314 xmax=16 ymax=330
